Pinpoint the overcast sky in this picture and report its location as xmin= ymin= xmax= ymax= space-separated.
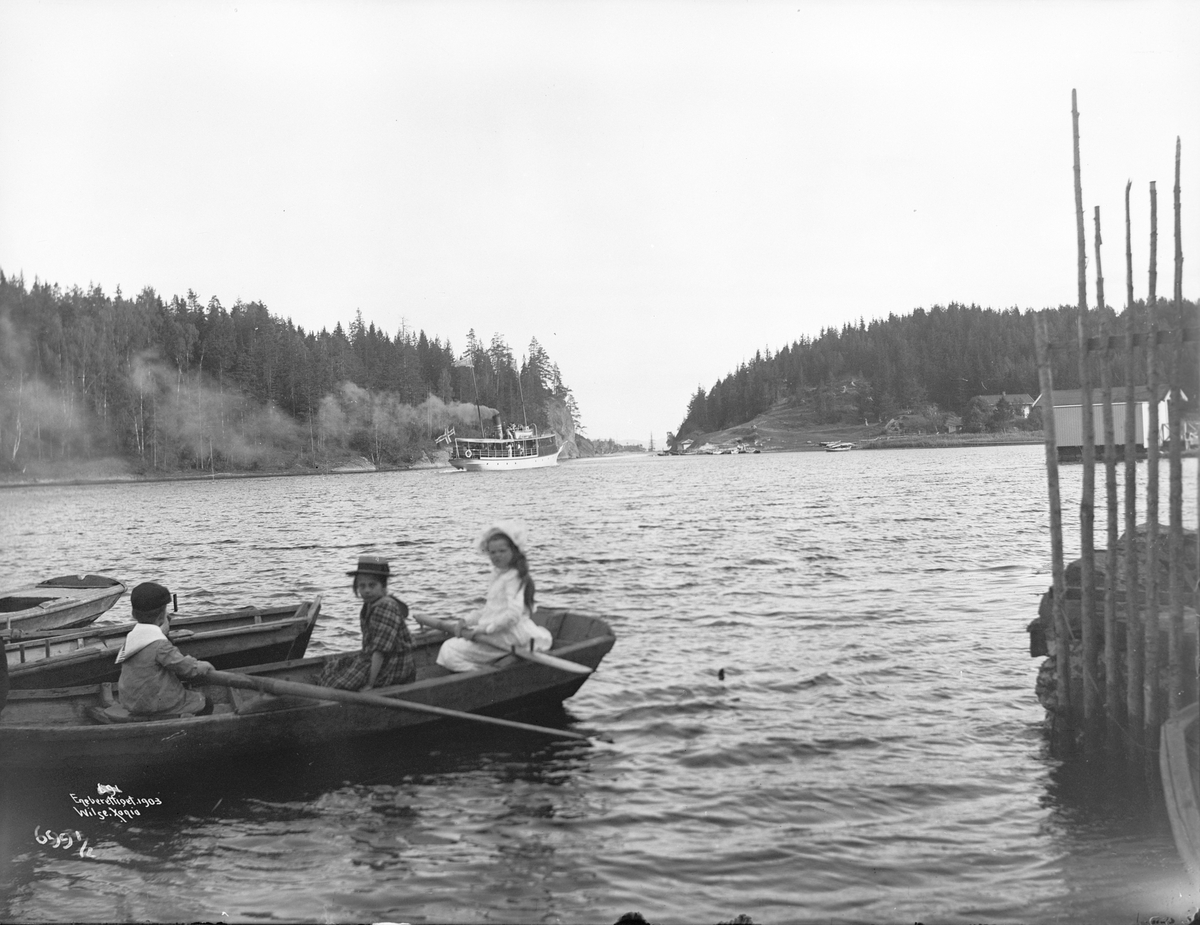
xmin=1 ymin=0 xmax=1196 ymax=443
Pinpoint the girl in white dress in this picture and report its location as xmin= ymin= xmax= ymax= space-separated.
xmin=436 ymin=520 xmax=553 ymax=672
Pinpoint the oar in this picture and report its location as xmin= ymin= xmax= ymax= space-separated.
xmin=412 ymin=614 xmax=592 ymax=675
xmin=203 ymin=668 xmax=594 ymax=742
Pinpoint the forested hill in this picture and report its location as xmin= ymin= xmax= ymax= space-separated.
xmin=674 ymin=300 xmax=1199 ymax=439
xmin=0 ymin=271 xmax=583 ymax=475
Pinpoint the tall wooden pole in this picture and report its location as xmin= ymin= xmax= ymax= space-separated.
xmin=1072 ymin=91 xmax=1099 ymax=731
xmin=1095 ymin=206 xmax=1120 ymax=744
xmin=1144 ymin=180 xmax=1162 ymax=750
xmin=1036 ymin=315 xmax=1072 ymax=728
xmin=1167 ymin=136 xmax=1185 ymax=715
xmin=1123 ymin=180 xmax=1144 ymax=744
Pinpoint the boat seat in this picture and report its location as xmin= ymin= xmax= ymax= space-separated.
xmin=86 ymin=703 xmax=223 ymax=724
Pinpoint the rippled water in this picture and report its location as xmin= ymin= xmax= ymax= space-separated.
xmin=1 ymin=447 xmax=1196 ymax=924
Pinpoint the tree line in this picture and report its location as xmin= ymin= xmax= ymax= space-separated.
xmin=0 ymin=271 xmax=582 ymax=473
xmin=674 ymin=300 xmax=1199 ymax=438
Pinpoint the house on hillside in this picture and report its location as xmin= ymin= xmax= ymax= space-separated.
xmin=1032 ymin=386 xmax=1184 ymax=458
xmin=974 ymin=392 xmax=1036 ymax=419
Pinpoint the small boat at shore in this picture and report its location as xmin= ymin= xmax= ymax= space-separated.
xmin=0 ymin=575 xmax=127 ymax=634
xmin=0 ymin=608 xmax=615 ymax=771
xmin=5 ymin=599 xmax=322 ymax=690
xmin=824 ymin=442 xmax=855 ymax=452
xmin=1160 ymin=701 xmax=1200 ymax=882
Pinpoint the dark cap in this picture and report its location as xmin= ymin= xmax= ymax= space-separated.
xmin=346 ymin=555 xmax=390 ymax=578
xmin=130 ymin=581 xmax=171 ymax=614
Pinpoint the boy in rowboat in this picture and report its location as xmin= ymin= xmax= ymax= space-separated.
xmin=436 ymin=521 xmax=552 ymax=673
xmin=316 ymin=555 xmax=415 ymax=690
xmin=116 ymin=582 xmax=215 ymax=717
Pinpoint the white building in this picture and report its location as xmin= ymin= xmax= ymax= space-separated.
xmin=1032 ymin=386 xmax=1183 ymax=450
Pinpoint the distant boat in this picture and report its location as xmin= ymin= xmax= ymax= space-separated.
xmin=825 ymin=442 xmax=855 ymax=452
xmin=0 ymin=575 xmax=126 ymax=634
xmin=438 ymin=417 xmax=562 ymax=472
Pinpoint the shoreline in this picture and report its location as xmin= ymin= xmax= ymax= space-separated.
xmin=0 ymin=462 xmax=445 ymax=492
xmin=0 ymin=435 xmax=1050 ymax=488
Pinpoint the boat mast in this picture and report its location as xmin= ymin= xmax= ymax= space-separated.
xmin=469 ymin=362 xmax=485 ymax=436
xmin=517 ymin=358 xmax=529 ymax=427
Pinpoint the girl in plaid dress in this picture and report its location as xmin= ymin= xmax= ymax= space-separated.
xmin=317 ymin=555 xmax=415 ymax=691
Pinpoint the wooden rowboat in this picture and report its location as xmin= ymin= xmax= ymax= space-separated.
xmin=0 ymin=575 xmax=127 ymax=633
xmin=5 ymin=599 xmax=322 ymax=690
xmin=0 ymin=608 xmax=615 ymax=771
xmin=1159 ymin=701 xmax=1200 ymax=882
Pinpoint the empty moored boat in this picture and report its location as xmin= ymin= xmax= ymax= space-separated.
xmin=0 ymin=575 xmax=127 ymax=634
xmin=5 ymin=598 xmax=322 ymax=690
xmin=1159 ymin=702 xmax=1200 ymax=883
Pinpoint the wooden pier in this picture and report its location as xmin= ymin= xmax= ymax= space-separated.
xmin=1029 ymin=93 xmax=1197 ymax=770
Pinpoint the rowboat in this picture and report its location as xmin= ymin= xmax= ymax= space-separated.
xmin=0 ymin=608 xmax=615 ymax=771
xmin=0 ymin=575 xmax=127 ymax=634
xmin=1160 ymin=701 xmax=1200 ymax=882
xmin=5 ymin=599 xmax=322 ymax=690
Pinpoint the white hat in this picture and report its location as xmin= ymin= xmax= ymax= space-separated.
xmin=477 ymin=520 xmax=528 ymax=554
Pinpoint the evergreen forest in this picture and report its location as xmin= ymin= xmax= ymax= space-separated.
xmin=674 ymin=300 xmax=1199 ymax=440
xmin=0 ymin=271 xmax=583 ymax=476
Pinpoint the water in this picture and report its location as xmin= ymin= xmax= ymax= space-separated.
xmin=0 ymin=446 xmax=1196 ymax=924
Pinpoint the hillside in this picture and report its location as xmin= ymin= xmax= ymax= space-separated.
xmin=671 ymin=301 xmax=1199 ymax=444
xmin=685 ymin=378 xmax=1041 ymax=451
xmin=687 ymin=379 xmax=875 ymax=451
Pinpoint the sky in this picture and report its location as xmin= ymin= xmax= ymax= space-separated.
xmin=0 ymin=1 xmax=1197 ymax=445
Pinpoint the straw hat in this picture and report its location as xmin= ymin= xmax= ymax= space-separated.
xmin=347 ymin=554 xmax=390 ymax=578
xmin=477 ymin=520 xmax=528 ymax=554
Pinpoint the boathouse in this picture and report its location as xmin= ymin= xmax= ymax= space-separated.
xmin=1032 ymin=386 xmax=1181 ymax=455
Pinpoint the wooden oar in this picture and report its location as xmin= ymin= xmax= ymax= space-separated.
xmin=412 ymin=614 xmax=592 ymax=675
xmin=203 ymin=668 xmax=594 ymax=742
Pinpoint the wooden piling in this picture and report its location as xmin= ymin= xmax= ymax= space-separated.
xmin=1036 ymin=98 xmax=1196 ymax=766
xmin=1095 ymin=207 xmax=1122 ymax=745
xmin=1072 ymin=91 xmax=1100 ymax=731
xmin=1035 ymin=315 xmax=1072 ymax=726
xmin=1122 ymin=180 xmax=1144 ymax=744
xmin=1167 ymin=137 xmax=1185 ymax=715
xmin=1144 ymin=180 xmax=1162 ymax=751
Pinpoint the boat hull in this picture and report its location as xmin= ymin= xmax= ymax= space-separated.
xmin=0 ymin=608 xmax=614 ymax=771
xmin=1160 ymin=701 xmax=1200 ymax=882
xmin=0 ymin=575 xmax=126 ymax=633
xmin=6 ymin=600 xmax=321 ymax=690
xmin=450 ymin=447 xmax=563 ymax=471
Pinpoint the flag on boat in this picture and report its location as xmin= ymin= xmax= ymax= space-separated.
xmin=435 ymin=427 xmax=456 ymax=445
xmin=454 ymin=355 xmax=474 ymax=368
